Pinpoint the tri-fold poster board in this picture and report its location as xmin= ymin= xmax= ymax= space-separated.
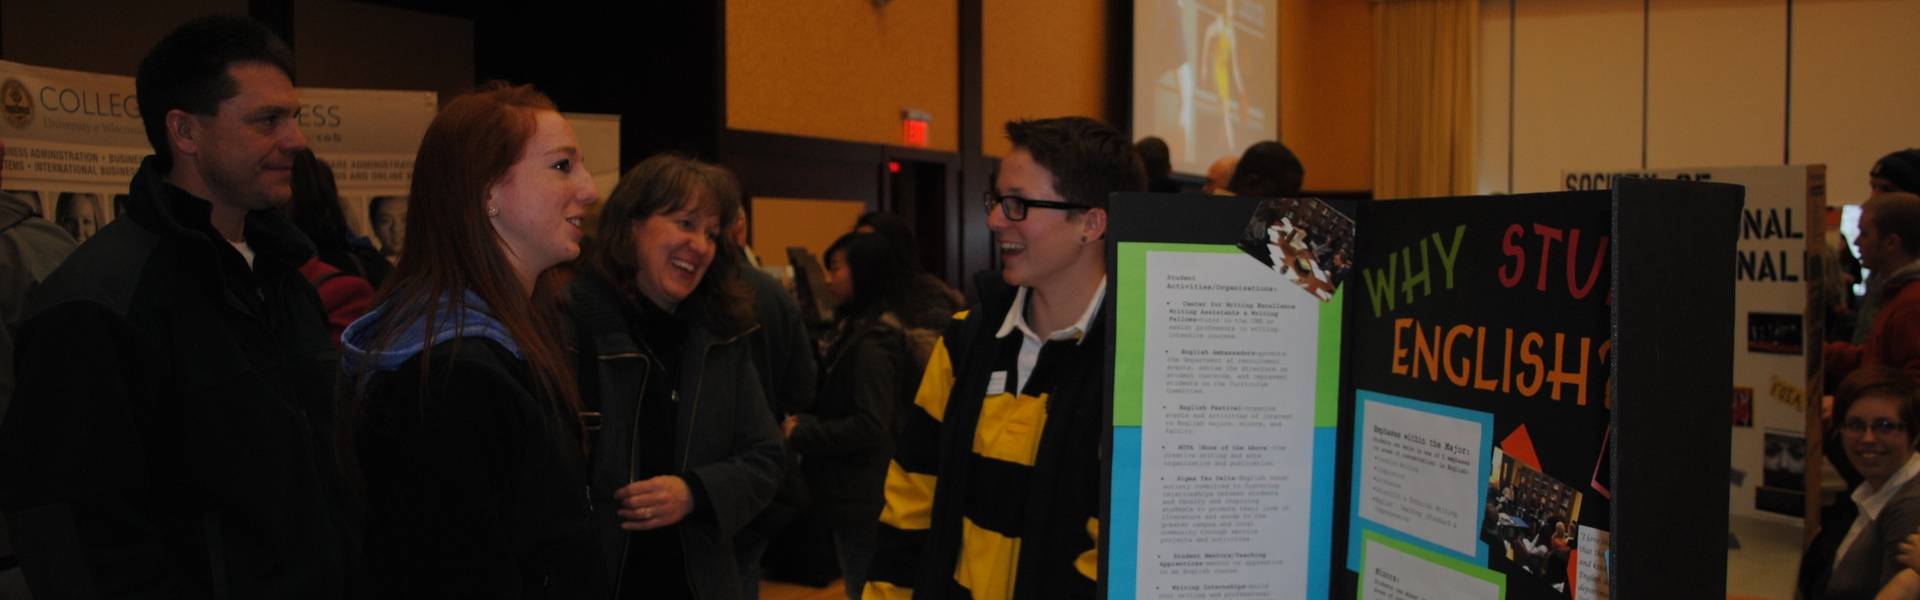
xmin=1102 ymin=179 xmax=1743 ymax=599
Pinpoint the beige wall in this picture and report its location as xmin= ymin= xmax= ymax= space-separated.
xmin=981 ymin=0 xmax=1110 ymax=157
xmin=1476 ymin=0 xmax=1920 ymax=205
xmin=751 ymin=197 xmax=868 ymax=268
xmin=1278 ymin=0 xmax=1373 ymax=192
xmin=2 ymin=0 xmax=247 ymax=75
xmin=726 ymin=1 xmax=960 ymax=152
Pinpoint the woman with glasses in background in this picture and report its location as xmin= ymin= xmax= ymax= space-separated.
xmin=1807 ymin=367 xmax=1920 ymax=599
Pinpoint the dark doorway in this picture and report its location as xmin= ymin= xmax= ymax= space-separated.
xmin=881 ymin=150 xmax=961 ymax=286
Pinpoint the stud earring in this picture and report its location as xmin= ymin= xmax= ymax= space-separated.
xmin=486 ymin=205 xmax=500 ymax=217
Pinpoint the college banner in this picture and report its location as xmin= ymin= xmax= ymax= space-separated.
xmin=1564 ymin=166 xmax=1826 ymax=525
xmin=0 ymin=59 xmax=435 ymax=254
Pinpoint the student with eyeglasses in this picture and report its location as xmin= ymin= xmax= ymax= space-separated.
xmin=866 ymin=117 xmax=1144 ymax=599
xmin=1808 ymin=367 xmax=1920 ymax=599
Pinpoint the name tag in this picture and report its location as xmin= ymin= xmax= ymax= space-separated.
xmin=987 ymin=370 xmax=1010 ymax=395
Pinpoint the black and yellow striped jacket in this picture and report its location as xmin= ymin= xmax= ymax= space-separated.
xmin=866 ymin=286 xmax=1107 ymax=600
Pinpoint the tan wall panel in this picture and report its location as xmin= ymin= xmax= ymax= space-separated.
xmin=1791 ymin=0 xmax=1920 ymax=207
xmin=294 ymin=0 xmax=472 ymax=104
xmin=981 ymin=0 xmax=1109 ymax=157
xmin=751 ymin=197 xmax=868 ymax=268
xmin=2 ymin=0 xmax=247 ymax=76
xmin=1646 ymin=1 xmax=1785 ymax=169
xmin=1474 ymin=0 xmax=1510 ymax=194
xmin=1279 ymin=0 xmax=1371 ymax=191
xmin=1511 ymin=0 xmax=1643 ymax=193
xmin=727 ymin=1 xmax=959 ymax=151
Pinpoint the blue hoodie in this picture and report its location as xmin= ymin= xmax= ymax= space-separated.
xmin=340 ymin=290 xmax=522 ymax=374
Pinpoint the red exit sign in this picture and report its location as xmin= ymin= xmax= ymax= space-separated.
xmin=902 ymin=109 xmax=931 ymax=147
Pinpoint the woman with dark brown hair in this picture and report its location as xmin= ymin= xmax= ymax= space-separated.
xmin=564 ymin=154 xmax=783 ymax=599
xmin=341 ymin=83 xmax=605 ymax=598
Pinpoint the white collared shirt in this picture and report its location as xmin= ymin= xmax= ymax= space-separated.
xmin=994 ymin=278 xmax=1107 ymax=393
xmin=1834 ymin=452 xmax=1920 ymax=572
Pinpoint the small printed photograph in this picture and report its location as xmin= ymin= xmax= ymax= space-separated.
xmin=1747 ymin=312 xmax=1804 ymax=355
xmin=1483 ymin=448 xmax=1583 ymax=594
xmin=1762 ymin=430 xmax=1807 ymax=490
xmin=1235 ymin=197 xmax=1354 ymax=302
xmin=54 ymin=191 xmax=105 ymax=243
xmin=1732 ymin=386 xmax=1754 ymax=428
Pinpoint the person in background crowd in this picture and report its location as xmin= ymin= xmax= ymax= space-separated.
xmin=1828 ymin=192 xmax=1920 ymax=381
xmin=0 ymin=16 xmax=362 ymax=597
xmin=1855 ymin=150 xmax=1920 ymax=346
xmin=289 ymin=149 xmax=391 ymax=288
xmin=52 ymin=192 xmax=103 ymax=243
xmin=784 ymin=232 xmax=918 ymax=599
xmin=1202 ymin=155 xmax=1237 ymax=195
xmin=289 ymin=149 xmax=375 ymax=345
xmin=1226 ymin=140 xmax=1306 ymax=198
xmin=342 ymin=82 xmax=605 ymax=598
xmin=369 ymin=194 xmax=407 ymax=263
xmin=0 ymin=158 xmax=77 ymax=600
xmin=1135 ymin=136 xmax=1182 ymax=193
xmin=867 ymin=116 xmax=1144 ymax=599
xmin=1803 ymin=368 xmax=1920 ymax=599
xmin=851 ymin=211 xmax=965 ymax=333
xmin=727 ymin=195 xmax=818 ymax=600
xmin=565 ymin=154 xmax=783 ymax=600
xmin=1872 ymin=149 xmax=1920 ymax=196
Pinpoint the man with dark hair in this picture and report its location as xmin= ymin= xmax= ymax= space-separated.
xmin=0 ymin=15 xmax=361 ymax=598
xmin=868 ymin=116 xmax=1143 ymax=599
xmin=1829 ymin=192 xmax=1920 ymax=380
xmin=1227 ymin=140 xmax=1305 ymax=198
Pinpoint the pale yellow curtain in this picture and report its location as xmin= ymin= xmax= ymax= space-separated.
xmin=1372 ymin=0 xmax=1477 ymax=199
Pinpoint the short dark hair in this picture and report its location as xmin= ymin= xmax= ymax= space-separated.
xmin=1834 ymin=367 xmax=1920 ymax=447
xmin=136 ymin=15 xmax=295 ymax=171
xmin=1004 ymin=117 xmax=1146 ymax=209
xmin=1866 ymin=192 xmax=1920 ymax=257
xmin=1135 ymin=136 xmax=1172 ymax=180
xmin=1228 ymin=141 xmax=1305 ymax=198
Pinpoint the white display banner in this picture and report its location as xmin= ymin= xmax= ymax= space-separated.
xmin=0 ymin=59 xmax=435 ymax=251
xmin=1563 ymin=165 xmax=1825 ymax=523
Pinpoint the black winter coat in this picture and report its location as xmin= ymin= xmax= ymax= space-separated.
xmin=0 ymin=157 xmax=363 ymax=598
xmin=790 ymin=316 xmax=913 ymax=528
xmin=567 ymin=273 xmax=785 ymax=600
xmin=354 ymin=337 xmax=607 ymax=599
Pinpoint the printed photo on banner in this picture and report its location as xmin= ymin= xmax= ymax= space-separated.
xmin=1732 ymin=386 xmax=1754 ymax=428
xmin=1756 ymin=429 xmax=1806 ymax=517
xmin=1746 ymin=312 xmax=1804 ymax=355
xmin=1484 ymin=448 xmax=1582 ymax=596
xmin=1235 ymin=197 xmax=1354 ymax=301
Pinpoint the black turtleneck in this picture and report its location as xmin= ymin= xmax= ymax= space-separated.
xmin=618 ymin=293 xmax=697 ymax=599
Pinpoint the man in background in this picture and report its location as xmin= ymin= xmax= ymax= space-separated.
xmin=1828 ymin=191 xmax=1920 ymax=380
xmin=0 ymin=16 xmax=360 ymax=597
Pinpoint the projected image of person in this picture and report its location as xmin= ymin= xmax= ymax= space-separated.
xmin=1200 ymin=0 xmax=1252 ymax=153
xmin=369 ymin=194 xmax=407 ymax=262
xmin=54 ymin=192 xmax=104 ymax=243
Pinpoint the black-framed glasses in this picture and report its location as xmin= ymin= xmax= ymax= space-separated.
xmin=1840 ymin=417 xmax=1907 ymax=437
xmin=982 ymin=191 xmax=1088 ymax=221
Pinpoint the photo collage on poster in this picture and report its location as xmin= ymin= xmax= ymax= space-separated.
xmin=1236 ymin=197 xmax=1355 ymax=301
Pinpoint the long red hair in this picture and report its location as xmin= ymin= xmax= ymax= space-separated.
xmin=353 ymin=82 xmax=580 ymax=435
